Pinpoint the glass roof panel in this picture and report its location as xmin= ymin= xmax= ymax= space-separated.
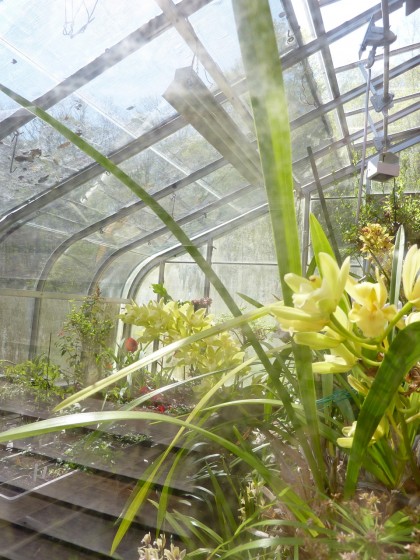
xmin=0 ymin=97 xmax=133 ymax=214
xmin=321 ymin=0 xmax=378 ymax=33
xmin=199 ymin=163 xmax=248 ymax=197
xmin=0 ymin=226 xmax=67 ymax=290
xmin=150 ymin=124 xmax=223 ymax=174
xmin=291 ymin=110 xmax=340 ymax=163
xmin=0 ymin=0 xmax=161 ymax=81
xmin=0 ymin=45 xmax=55 ymax=113
xmin=0 ymin=0 xmax=418 ymax=306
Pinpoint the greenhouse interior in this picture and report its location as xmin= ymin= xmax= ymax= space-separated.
xmin=0 ymin=0 xmax=419 ymax=558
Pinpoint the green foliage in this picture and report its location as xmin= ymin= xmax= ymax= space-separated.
xmin=152 ymin=283 xmax=173 ymax=304
xmin=0 ymin=3 xmax=419 ymax=558
xmin=338 ymin=149 xmax=420 ymax=257
xmin=4 ymin=354 xmax=64 ymax=399
xmin=57 ymin=286 xmax=114 ymax=386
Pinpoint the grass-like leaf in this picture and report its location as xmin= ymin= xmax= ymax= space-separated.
xmin=309 ymin=214 xmax=336 ymax=262
xmin=232 ymin=0 xmax=328 ymax=491
xmin=389 ymin=225 xmax=405 ymax=307
xmin=344 ymin=321 xmax=420 ymax=497
xmin=232 ymin=0 xmax=300 ymax=305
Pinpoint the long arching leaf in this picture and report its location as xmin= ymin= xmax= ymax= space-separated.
xmin=232 ymin=0 xmax=326 ymax=491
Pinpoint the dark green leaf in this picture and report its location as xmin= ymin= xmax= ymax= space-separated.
xmin=344 ymin=322 xmax=420 ymax=497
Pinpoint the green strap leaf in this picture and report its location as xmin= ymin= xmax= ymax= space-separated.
xmin=232 ymin=0 xmax=301 ymax=305
xmin=389 ymin=225 xmax=405 ymax=307
xmin=309 ymin=214 xmax=336 ymax=264
xmin=344 ymin=322 xmax=420 ymax=497
xmin=232 ymin=0 xmax=327 ymax=489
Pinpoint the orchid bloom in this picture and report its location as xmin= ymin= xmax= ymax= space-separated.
xmin=346 ymin=271 xmax=397 ymax=338
xmin=402 ymin=244 xmax=420 ymax=305
xmin=337 ymin=417 xmax=388 ymax=448
xmin=406 ymin=311 xmax=420 ymax=326
xmin=312 ymin=343 xmax=358 ymax=374
xmin=293 ymin=307 xmax=359 ymax=373
xmin=272 ymin=253 xmax=350 ymax=333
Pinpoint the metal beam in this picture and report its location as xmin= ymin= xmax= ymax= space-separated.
xmin=306 ymin=0 xmax=353 ymax=161
xmin=307 ymin=146 xmax=342 ymax=263
xmin=0 ymin=288 xmax=129 ymax=304
xmin=156 ymin=0 xmax=254 ymax=132
xmin=335 ymin=42 xmax=420 ymax=74
xmin=280 ymin=0 xmax=404 ymax=71
xmin=282 ymin=0 xmax=334 ymax=137
xmin=301 ymin=134 xmax=420 ymax=193
xmin=0 ymin=2 xmax=413 ymax=237
xmin=87 ymin=183 xmax=258 ymax=293
xmin=125 ymin=204 xmax=269 ymax=300
xmin=290 ymin=55 xmax=420 ymax=130
xmin=292 ymin=100 xmax=420 ymax=170
xmin=163 ymin=68 xmax=262 ymax=186
xmin=0 ymin=0 xmax=212 ymax=141
xmin=28 ymin=182 xmax=257 ymax=353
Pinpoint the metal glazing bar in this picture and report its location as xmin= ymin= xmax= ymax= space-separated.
xmin=28 ymin=182 xmax=257 ymax=353
xmin=307 ymin=146 xmax=341 ymax=263
xmin=335 ymin=42 xmax=420 ymax=74
xmin=0 ymin=31 xmax=415 ymax=237
xmin=381 ymin=0 xmax=391 ymax=148
xmin=203 ymin=240 xmax=213 ymax=299
xmin=292 ymin=100 xmax=420 ymax=169
xmin=0 ymin=0 xmax=212 ymax=141
xmin=125 ymin=204 xmax=269 ymax=301
xmin=163 ymin=67 xmax=262 ymax=187
xmin=155 ymin=0 xmax=254 ymax=132
xmin=306 ymin=0 xmax=353 ymax=161
xmin=301 ymin=134 xmax=420 ymax=193
xmin=87 ymin=184 xmax=258 ymax=293
xmin=290 ymin=54 xmax=419 ymax=130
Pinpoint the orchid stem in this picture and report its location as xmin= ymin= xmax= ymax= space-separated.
xmin=329 ymin=315 xmax=378 ymax=348
xmin=381 ymin=301 xmax=413 ymax=340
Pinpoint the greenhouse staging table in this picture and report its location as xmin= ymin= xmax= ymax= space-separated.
xmin=0 ymin=384 xmax=194 ymax=559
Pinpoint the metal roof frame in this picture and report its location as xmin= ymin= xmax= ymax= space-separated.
xmin=0 ymin=0 xmax=411 ymax=243
xmin=0 ymin=0 xmax=418 ymax=341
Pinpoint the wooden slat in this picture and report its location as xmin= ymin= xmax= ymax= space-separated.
xmin=0 ymin=520 xmax=100 ymax=560
xmin=0 ymin=490 xmax=142 ymax=559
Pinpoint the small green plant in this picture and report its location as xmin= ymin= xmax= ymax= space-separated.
xmin=340 ymin=151 xmax=420 ymax=258
xmin=3 ymin=354 xmax=65 ymax=399
xmin=57 ymin=286 xmax=114 ymax=386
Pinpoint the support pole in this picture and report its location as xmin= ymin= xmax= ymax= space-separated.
xmin=307 ymin=146 xmax=342 ymax=264
xmin=301 ymin=193 xmax=311 ymax=273
xmin=203 ymin=239 xmax=214 ymax=299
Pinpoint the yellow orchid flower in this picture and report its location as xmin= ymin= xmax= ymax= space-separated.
xmin=403 ymin=244 xmax=420 ymax=305
xmin=337 ymin=417 xmax=388 ymax=448
xmin=346 ymin=271 xmax=397 ymax=338
xmin=271 ymin=304 xmax=329 ymax=333
xmin=312 ymin=343 xmax=358 ymax=374
xmin=285 ymin=253 xmax=350 ymax=317
xmin=272 ymin=253 xmax=350 ymax=333
xmin=406 ymin=311 xmax=420 ymax=325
